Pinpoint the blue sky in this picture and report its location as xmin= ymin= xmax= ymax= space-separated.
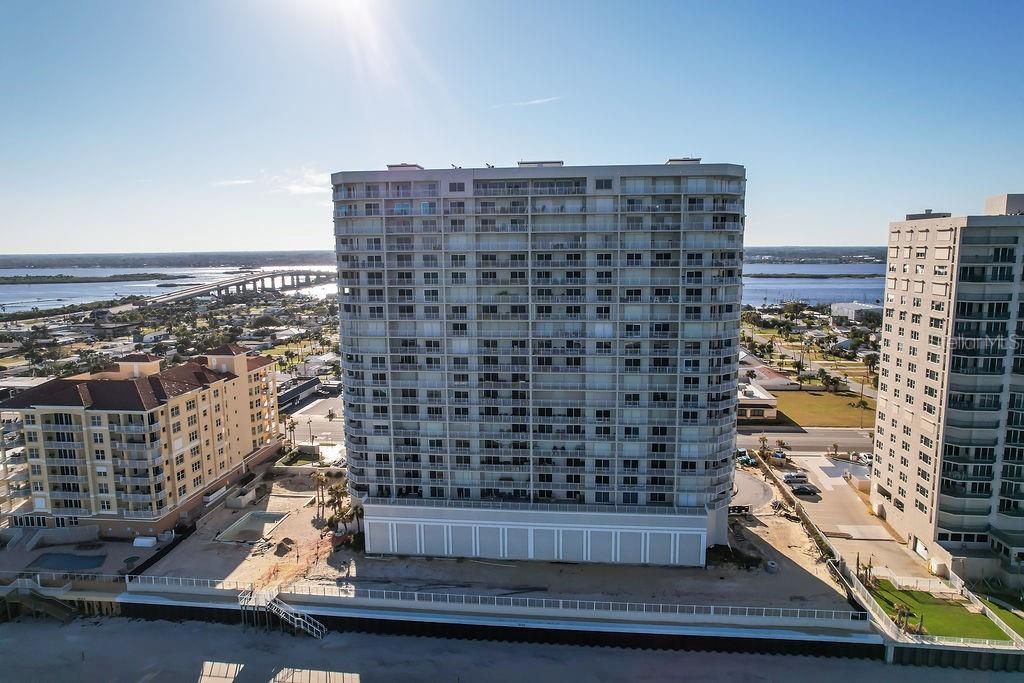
xmin=2 ymin=0 xmax=1022 ymax=254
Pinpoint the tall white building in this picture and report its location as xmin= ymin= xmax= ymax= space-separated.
xmin=332 ymin=160 xmax=745 ymax=566
xmin=871 ymin=195 xmax=1024 ymax=583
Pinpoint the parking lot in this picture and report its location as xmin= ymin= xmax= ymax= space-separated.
xmin=785 ymin=454 xmax=930 ymax=577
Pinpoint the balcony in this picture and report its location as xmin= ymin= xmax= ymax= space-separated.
xmin=940 ymin=485 xmax=992 ymax=499
xmin=107 ymin=424 xmax=159 ymax=436
xmin=47 ymin=474 xmax=87 ymax=484
xmin=43 ymin=440 xmax=84 ymax=450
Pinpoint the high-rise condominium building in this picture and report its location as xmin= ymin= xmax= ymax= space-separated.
xmin=0 ymin=345 xmax=279 ymax=537
xmin=871 ymin=194 xmax=1024 ymax=582
xmin=333 ymin=160 xmax=745 ymax=565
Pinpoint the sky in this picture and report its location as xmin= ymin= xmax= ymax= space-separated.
xmin=2 ymin=0 xmax=1023 ymax=254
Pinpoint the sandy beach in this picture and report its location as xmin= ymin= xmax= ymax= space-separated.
xmin=0 ymin=618 xmax=1017 ymax=683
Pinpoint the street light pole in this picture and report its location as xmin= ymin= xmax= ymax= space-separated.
xmin=307 ymin=417 xmax=313 ymax=445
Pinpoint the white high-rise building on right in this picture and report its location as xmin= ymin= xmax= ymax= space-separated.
xmin=871 ymin=194 xmax=1024 ymax=583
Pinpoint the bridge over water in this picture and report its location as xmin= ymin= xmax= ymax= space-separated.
xmin=143 ymin=269 xmax=336 ymax=306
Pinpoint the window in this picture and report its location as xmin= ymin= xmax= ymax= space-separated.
xmin=595 ymin=178 xmax=613 ymax=190
xmin=448 ymin=182 xmax=464 ymax=192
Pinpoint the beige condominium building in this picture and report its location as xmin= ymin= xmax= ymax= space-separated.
xmin=333 ymin=160 xmax=745 ymax=565
xmin=871 ymin=194 xmax=1024 ymax=583
xmin=0 ymin=345 xmax=279 ymax=538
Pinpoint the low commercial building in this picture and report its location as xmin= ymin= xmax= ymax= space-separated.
xmin=830 ymin=301 xmax=883 ymax=325
xmin=0 ymin=345 xmax=280 ymax=537
xmin=736 ymin=382 xmax=778 ymax=423
xmin=277 ymin=376 xmax=322 ymax=412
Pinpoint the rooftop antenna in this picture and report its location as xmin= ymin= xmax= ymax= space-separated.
xmin=451 ymin=164 xmax=461 ymax=169
xmin=485 ymin=163 xmax=494 ymax=168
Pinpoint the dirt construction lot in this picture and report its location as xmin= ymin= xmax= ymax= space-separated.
xmin=145 ymin=472 xmax=331 ymax=588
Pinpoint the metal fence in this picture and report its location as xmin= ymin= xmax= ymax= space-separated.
xmin=284 ymin=582 xmax=867 ymax=622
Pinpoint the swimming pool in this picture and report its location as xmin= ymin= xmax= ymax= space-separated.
xmin=27 ymin=552 xmax=107 ymax=571
xmin=216 ymin=511 xmax=288 ymax=543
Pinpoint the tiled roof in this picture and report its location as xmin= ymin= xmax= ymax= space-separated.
xmin=119 ymin=353 xmax=162 ymax=363
xmin=246 ymin=356 xmax=275 ymax=371
xmin=0 ymin=362 xmax=234 ymax=411
xmin=0 ymin=377 xmax=162 ymax=411
xmin=205 ymin=343 xmax=249 ymax=356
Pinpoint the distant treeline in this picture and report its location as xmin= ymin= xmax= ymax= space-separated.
xmin=0 ymin=296 xmax=144 ymax=323
xmin=744 ymin=246 xmax=886 ymax=263
xmin=0 ymin=273 xmax=192 ymax=285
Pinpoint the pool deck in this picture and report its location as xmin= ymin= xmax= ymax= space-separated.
xmin=0 ymin=533 xmax=162 ymax=576
xmin=216 ymin=511 xmax=290 ymax=544
xmin=144 ymin=473 xmax=324 ymax=586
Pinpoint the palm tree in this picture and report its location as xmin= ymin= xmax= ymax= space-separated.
xmin=793 ymin=359 xmax=805 ymax=389
xmin=326 ymin=483 xmax=347 ymax=523
xmin=831 ymin=443 xmax=840 ymax=458
xmin=310 ymin=470 xmax=327 ymax=512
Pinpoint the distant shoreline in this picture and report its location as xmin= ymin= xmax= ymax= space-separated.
xmin=744 ymin=273 xmax=881 ymax=279
xmin=0 ymin=273 xmax=193 ymax=285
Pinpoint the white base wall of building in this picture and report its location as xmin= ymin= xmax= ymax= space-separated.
xmin=363 ymin=503 xmax=713 ymax=566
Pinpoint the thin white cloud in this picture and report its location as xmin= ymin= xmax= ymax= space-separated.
xmin=212 ymin=179 xmax=255 ymax=187
xmin=273 ymin=169 xmax=331 ymax=196
xmin=495 ymin=96 xmax=563 ymax=108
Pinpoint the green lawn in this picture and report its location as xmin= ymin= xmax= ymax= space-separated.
xmin=870 ymin=580 xmax=1009 ymax=640
xmin=773 ymin=390 xmax=875 ymax=428
xmin=981 ymin=597 xmax=1024 ymax=638
xmin=278 ymin=451 xmax=320 ymax=466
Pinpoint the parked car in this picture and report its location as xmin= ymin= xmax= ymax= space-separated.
xmin=790 ymin=484 xmax=818 ymax=496
xmin=782 ymin=472 xmax=808 ymax=484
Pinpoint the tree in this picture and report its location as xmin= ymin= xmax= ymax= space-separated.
xmin=793 ymin=360 xmax=805 ymax=390
xmin=311 ymin=470 xmax=328 ymax=513
xmin=863 ymin=352 xmax=879 ymax=375
xmin=326 ymin=483 xmax=347 ymax=524
xmin=745 ymin=369 xmax=756 ymax=383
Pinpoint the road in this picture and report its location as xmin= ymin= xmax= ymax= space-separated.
xmin=289 ymin=395 xmax=345 ymax=444
xmin=738 ymin=426 xmax=874 ymax=454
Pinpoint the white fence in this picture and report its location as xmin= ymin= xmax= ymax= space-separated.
xmin=283 ymin=582 xmax=868 ymax=624
xmin=832 ymin=562 xmax=1024 ymax=650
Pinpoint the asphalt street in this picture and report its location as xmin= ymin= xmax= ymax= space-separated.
xmin=737 ymin=426 xmax=874 ymax=454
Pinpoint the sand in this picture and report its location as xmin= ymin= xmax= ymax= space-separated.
xmin=1 ymin=618 xmax=1016 ymax=683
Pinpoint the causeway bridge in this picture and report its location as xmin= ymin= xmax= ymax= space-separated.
xmin=143 ymin=269 xmax=336 ymax=306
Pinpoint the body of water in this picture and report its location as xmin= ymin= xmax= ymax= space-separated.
xmin=742 ymin=263 xmax=885 ymax=306
xmin=0 ymin=263 xmax=883 ymax=314
xmin=0 ymin=266 xmax=335 ymax=313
